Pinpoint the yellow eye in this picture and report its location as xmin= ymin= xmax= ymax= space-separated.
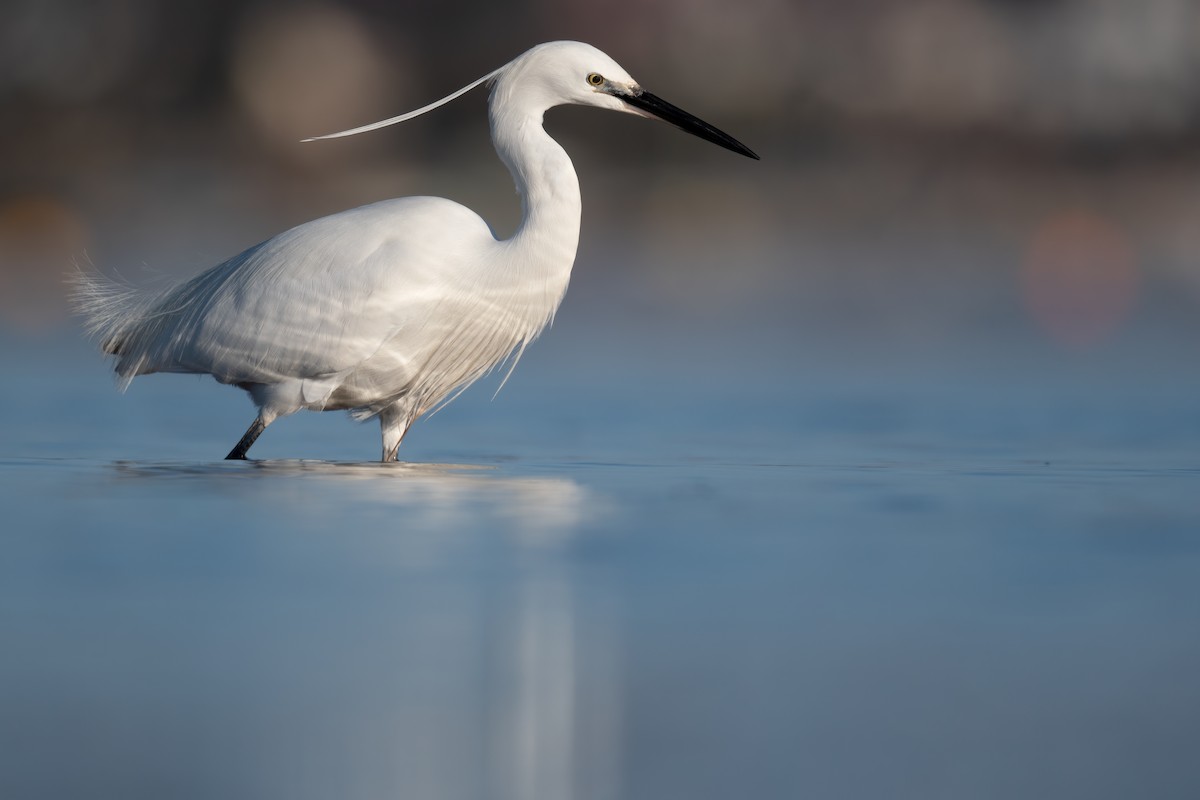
xmin=586 ymin=72 xmax=604 ymax=87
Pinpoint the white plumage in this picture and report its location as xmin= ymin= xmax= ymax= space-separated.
xmin=75 ymin=41 xmax=757 ymax=461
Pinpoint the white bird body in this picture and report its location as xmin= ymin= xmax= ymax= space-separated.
xmin=76 ymin=41 xmax=756 ymax=461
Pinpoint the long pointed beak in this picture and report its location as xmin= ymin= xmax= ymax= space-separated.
xmin=618 ymin=89 xmax=759 ymax=160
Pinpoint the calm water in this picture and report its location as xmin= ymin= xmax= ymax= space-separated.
xmin=2 ymin=326 xmax=1199 ymax=799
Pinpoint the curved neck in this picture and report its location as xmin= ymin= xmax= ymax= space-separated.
xmin=489 ymin=100 xmax=582 ymax=269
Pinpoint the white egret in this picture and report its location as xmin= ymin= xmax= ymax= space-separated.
xmin=75 ymin=41 xmax=758 ymax=461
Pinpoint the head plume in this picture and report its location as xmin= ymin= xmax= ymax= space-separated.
xmin=301 ymin=65 xmax=504 ymax=141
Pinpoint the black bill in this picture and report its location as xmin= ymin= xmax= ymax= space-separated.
xmin=619 ymin=89 xmax=759 ymax=160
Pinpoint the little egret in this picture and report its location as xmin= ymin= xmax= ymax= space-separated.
xmin=75 ymin=41 xmax=758 ymax=461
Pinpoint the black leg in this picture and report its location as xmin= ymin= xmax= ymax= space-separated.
xmin=225 ymin=417 xmax=266 ymax=460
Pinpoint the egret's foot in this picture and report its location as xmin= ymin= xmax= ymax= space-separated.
xmin=226 ymin=417 xmax=267 ymax=460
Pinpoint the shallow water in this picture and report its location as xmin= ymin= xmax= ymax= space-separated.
xmin=2 ymin=330 xmax=1199 ymax=799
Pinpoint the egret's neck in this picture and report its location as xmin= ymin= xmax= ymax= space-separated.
xmin=489 ymin=104 xmax=582 ymax=268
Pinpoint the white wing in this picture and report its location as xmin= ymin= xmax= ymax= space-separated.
xmin=96 ymin=197 xmax=500 ymax=392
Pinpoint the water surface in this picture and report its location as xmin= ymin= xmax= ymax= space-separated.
xmin=1 ymin=332 xmax=1198 ymax=799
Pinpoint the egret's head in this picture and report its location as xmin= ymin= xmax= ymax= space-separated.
xmin=493 ymin=41 xmax=639 ymax=113
xmin=495 ymin=41 xmax=758 ymax=160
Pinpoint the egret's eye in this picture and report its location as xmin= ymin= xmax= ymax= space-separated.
xmin=586 ymin=72 xmax=605 ymax=87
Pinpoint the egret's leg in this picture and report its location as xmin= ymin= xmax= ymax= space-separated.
xmin=379 ymin=404 xmax=411 ymax=463
xmin=225 ymin=414 xmax=271 ymax=460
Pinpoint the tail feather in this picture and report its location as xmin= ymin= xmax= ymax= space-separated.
xmin=68 ymin=268 xmax=137 ymax=352
xmin=67 ymin=267 xmax=157 ymax=386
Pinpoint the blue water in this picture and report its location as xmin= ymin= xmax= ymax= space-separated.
xmin=2 ymin=325 xmax=1199 ymax=799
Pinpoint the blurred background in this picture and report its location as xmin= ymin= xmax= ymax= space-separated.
xmin=4 ymin=0 xmax=1200 ymax=377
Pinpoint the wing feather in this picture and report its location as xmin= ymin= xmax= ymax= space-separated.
xmin=86 ymin=198 xmax=496 ymax=390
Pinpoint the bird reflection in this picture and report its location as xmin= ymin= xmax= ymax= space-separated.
xmin=491 ymin=570 xmax=622 ymax=800
xmin=105 ymin=458 xmax=621 ymax=798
